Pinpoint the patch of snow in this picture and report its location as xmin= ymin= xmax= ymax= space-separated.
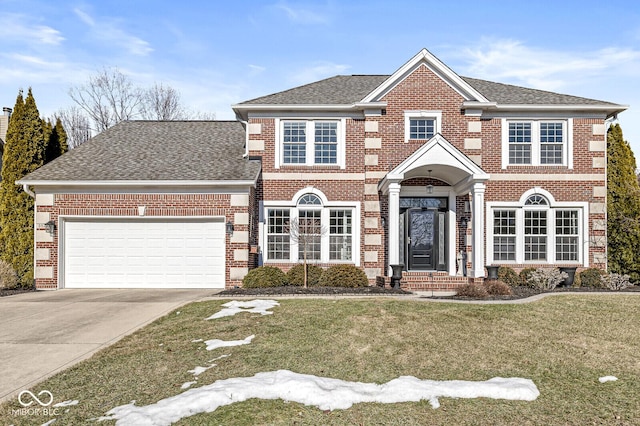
xmin=40 ymin=420 xmax=56 ymax=426
xmin=53 ymin=400 xmax=79 ymax=407
xmin=188 ymin=365 xmax=216 ymax=376
xmin=100 ymin=370 xmax=539 ymax=425
xmin=191 ymin=339 xmax=203 ymax=343
xmin=176 ymin=311 xmax=180 ymax=315
xmin=206 ymin=300 xmax=279 ymax=319
xmin=204 ymin=335 xmax=254 ymax=351
xmin=599 ymin=376 xmax=618 ymax=383
xmin=208 ymin=354 xmax=230 ymax=363
xmin=181 ymin=381 xmax=198 ymax=389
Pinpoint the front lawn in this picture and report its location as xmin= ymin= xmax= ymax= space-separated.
xmin=2 ymin=296 xmax=639 ymax=425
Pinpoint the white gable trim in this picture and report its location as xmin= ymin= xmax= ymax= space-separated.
xmin=378 ymin=134 xmax=489 ymax=193
xmin=361 ymin=49 xmax=490 ymax=104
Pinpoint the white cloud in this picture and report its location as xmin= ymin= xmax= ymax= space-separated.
xmin=0 ymin=14 xmax=64 ymax=46
xmin=289 ymin=61 xmax=351 ymax=85
xmin=274 ymin=2 xmax=329 ymax=24
xmin=73 ymin=7 xmax=153 ymax=56
xmin=456 ymin=38 xmax=640 ymax=92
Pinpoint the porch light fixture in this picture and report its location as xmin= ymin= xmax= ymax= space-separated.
xmin=226 ymin=220 xmax=234 ymax=236
xmin=44 ymin=220 xmax=56 ymax=236
xmin=426 ymin=170 xmax=433 ymax=195
xmin=460 ymin=217 xmax=469 ymax=228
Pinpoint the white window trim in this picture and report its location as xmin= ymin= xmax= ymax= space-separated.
xmin=404 ymin=110 xmax=442 ymax=143
xmin=261 ymin=187 xmax=360 ymax=265
xmin=274 ymin=118 xmax=346 ymax=169
xmin=501 ymin=118 xmax=573 ymax=169
xmin=486 ymin=188 xmax=588 ymax=266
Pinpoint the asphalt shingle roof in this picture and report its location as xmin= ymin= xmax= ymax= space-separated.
xmin=21 ymin=121 xmax=260 ymax=182
xmin=240 ymin=75 xmax=389 ymax=105
xmin=237 ymin=75 xmax=618 ymax=106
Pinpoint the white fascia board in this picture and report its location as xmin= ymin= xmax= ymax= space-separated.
xmin=361 ymin=49 xmax=490 ymax=103
xmin=475 ymin=103 xmax=628 ymax=117
xmin=17 ymin=179 xmax=257 ymax=188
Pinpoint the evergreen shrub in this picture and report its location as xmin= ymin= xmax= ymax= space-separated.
xmin=320 ymin=264 xmax=369 ymax=287
xmin=242 ymin=266 xmax=287 ymax=288
xmin=286 ymin=264 xmax=323 ymax=286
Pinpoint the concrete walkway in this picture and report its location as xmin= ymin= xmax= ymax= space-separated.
xmin=0 ymin=289 xmax=214 ymax=403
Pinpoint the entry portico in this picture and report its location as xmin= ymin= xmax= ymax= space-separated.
xmin=378 ymin=134 xmax=490 ymax=279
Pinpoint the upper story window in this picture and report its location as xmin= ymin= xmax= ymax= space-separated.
xmin=276 ymin=119 xmax=345 ymax=168
xmin=404 ymin=111 xmax=442 ymax=143
xmin=502 ymin=119 xmax=572 ymax=168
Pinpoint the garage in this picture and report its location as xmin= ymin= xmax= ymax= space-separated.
xmin=62 ymin=219 xmax=225 ymax=289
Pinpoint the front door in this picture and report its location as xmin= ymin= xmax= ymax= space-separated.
xmin=406 ymin=208 xmax=446 ymax=271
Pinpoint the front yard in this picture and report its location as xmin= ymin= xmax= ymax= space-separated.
xmin=2 ymin=295 xmax=639 ymax=425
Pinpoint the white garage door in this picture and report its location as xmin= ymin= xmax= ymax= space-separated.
xmin=63 ymin=219 xmax=225 ymax=288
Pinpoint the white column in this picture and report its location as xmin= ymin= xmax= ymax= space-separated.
xmin=387 ymin=182 xmax=401 ymax=275
xmin=470 ymin=182 xmax=486 ymax=278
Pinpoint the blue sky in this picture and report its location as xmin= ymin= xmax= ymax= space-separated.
xmin=2 ymin=0 xmax=640 ymax=154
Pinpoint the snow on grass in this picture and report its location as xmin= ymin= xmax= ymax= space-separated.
xmin=187 ymin=365 xmax=216 ymax=376
xmin=599 ymin=376 xmax=618 ymax=383
xmin=53 ymin=400 xmax=79 ymax=407
xmin=208 ymin=354 xmax=230 ymax=363
xmin=100 ymin=370 xmax=539 ymax=425
xmin=204 ymin=335 xmax=254 ymax=351
xmin=206 ymin=300 xmax=279 ymax=319
xmin=191 ymin=338 xmax=203 ymax=343
xmin=180 ymin=381 xmax=197 ymax=390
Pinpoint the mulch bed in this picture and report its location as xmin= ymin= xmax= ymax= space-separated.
xmin=218 ymin=285 xmax=413 ymax=296
xmin=0 ymin=287 xmax=36 ymax=297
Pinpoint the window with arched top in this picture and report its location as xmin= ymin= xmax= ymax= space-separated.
xmin=298 ymin=194 xmax=322 ymax=206
xmin=265 ymin=190 xmax=356 ymax=264
xmin=524 ymin=194 xmax=548 ymax=206
xmin=490 ymin=189 xmax=584 ymax=265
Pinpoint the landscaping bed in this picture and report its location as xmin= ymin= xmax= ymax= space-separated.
xmin=218 ymin=285 xmax=413 ymax=296
xmin=427 ymin=284 xmax=640 ymax=301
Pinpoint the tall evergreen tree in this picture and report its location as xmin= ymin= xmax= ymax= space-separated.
xmin=43 ymin=117 xmax=67 ymax=163
xmin=607 ymin=123 xmax=640 ymax=281
xmin=0 ymin=88 xmax=47 ymax=286
xmin=55 ymin=117 xmax=69 ymax=155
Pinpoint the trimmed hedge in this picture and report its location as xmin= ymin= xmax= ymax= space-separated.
xmin=286 ymin=264 xmax=323 ymax=287
xmin=578 ymin=268 xmax=606 ymax=288
xmin=498 ymin=266 xmax=522 ymax=287
xmin=242 ymin=266 xmax=287 ymax=288
xmin=320 ymin=264 xmax=369 ymax=288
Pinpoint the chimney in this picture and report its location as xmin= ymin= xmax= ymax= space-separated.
xmin=2 ymin=107 xmax=11 ymax=116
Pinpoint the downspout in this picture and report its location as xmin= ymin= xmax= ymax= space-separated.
xmin=22 ymin=183 xmax=35 ymax=198
xmin=240 ymin=119 xmax=249 ymax=158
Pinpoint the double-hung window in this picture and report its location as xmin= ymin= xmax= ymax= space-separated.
xmin=488 ymin=192 xmax=585 ymax=265
xmin=503 ymin=119 xmax=571 ymax=167
xmin=493 ymin=210 xmax=516 ymax=261
xmin=404 ymin=111 xmax=442 ymax=143
xmin=278 ymin=119 xmax=344 ymax=167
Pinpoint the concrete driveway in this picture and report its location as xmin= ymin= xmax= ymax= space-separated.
xmin=0 ymin=288 xmax=214 ymax=403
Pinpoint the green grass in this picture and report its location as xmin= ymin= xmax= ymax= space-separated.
xmin=2 ymin=296 xmax=640 ymax=425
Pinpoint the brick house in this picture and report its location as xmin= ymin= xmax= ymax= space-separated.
xmin=20 ymin=49 xmax=626 ymax=290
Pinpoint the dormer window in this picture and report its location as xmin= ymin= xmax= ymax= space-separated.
xmin=404 ymin=111 xmax=442 ymax=143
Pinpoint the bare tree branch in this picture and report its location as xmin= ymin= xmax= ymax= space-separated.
xmin=53 ymin=106 xmax=92 ymax=148
xmin=68 ymin=67 xmax=143 ymax=132
xmin=140 ymin=83 xmax=187 ymax=120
